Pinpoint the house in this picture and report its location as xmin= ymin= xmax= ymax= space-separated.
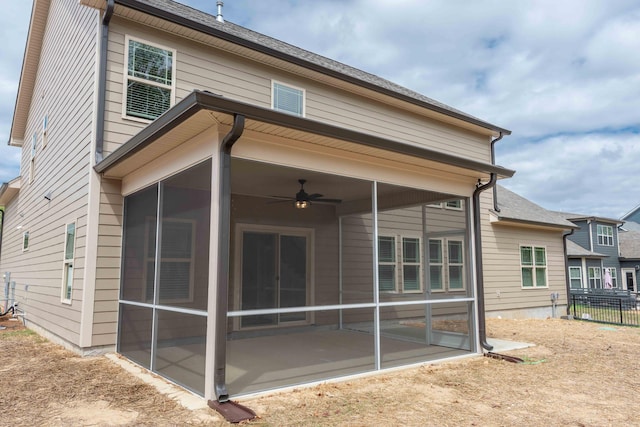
xmin=621 ymin=203 xmax=640 ymax=231
xmin=0 ymin=0 xmax=515 ymax=401
xmin=480 ymin=185 xmax=577 ymax=318
xmin=555 ymin=213 xmax=632 ymax=291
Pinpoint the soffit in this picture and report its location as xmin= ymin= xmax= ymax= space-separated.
xmin=0 ymin=177 xmax=22 ymax=205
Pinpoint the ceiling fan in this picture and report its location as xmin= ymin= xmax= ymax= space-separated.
xmin=269 ymin=179 xmax=342 ymax=209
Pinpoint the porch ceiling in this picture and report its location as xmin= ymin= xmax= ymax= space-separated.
xmin=95 ymin=90 xmax=515 ymax=181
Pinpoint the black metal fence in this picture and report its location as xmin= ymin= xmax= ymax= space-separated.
xmin=570 ymin=289 xmax=639 ymax=327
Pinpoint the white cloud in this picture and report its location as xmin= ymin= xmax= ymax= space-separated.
xmin=1 ymin=0 xmax=638 ymax=218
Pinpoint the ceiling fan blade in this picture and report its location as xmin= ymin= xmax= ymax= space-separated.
xmin=308 ymin=193 xmax=324 ymax=200
xmin=267 ymin=195 xmax=294 ymax=200
xmin=314 ymin=198 xmax=342 ymax=204
xmin=266 ymin=198 xmax=294 ymax=205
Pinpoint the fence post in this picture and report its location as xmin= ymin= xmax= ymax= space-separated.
xmin=619 ymin=298 xmax=623 ymax=325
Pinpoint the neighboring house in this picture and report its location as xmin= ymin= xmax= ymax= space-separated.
xmin=0 ymin=0 xmax=515 ymax=401
xmin=480 ymin=186 xmax=577 ymax=318
xmin=557 ymin=213 xmax=628 ymax=291
xmin=618 ymin=230 xmax=640 ymax=291
xmin=621 ymin=203 xmax=640 ymax=230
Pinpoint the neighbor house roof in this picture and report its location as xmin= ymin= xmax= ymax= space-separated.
xmin=555 ymin=211 xmax=623 ymax=226
xmin=77 ymin=0 xmax=511 ymax=138
xmin=566 ymin=240 xmax=607 ymax=258
xmin=621 ymin=202 xmax=640 ymax=221
xmin=490 ymin=185 xmax=577 ymax=230
xmin=619 ymin=230 xmax=640 ymax=260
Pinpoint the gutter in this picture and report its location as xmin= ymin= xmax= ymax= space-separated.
xmin=563 ymin=229 xmax=575 ymax=316
xmin=214 ymin=114 xmax=245 ymax=402
xmin=95 ymin=0 xmax=115 ymax=164
xmin=490 ymin=132 xmax=503 ymax=212
xmin=473 ymin=173 xmax=497 ymax=351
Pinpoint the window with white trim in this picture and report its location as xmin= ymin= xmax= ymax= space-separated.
xmin=520 ymin=246 xmax=547 ymax=288
xmin=62 ymin=222 xmax=76 ymax=303
xmin=569 ymin=266 xmax=582 ymax=289
xmin=596 ymin=224 xmax=613 ymax=246
xmin=378 ymin=236 xmax=396 ymax=292
xmin=272 ymin=81 xmax=305 ymax=116
xmin=145 ymin=217 xmax=196 ymax=303
xmin=402 ymin=237 xmax=421 ymax=292
xmin=445 ymin=200 xmax=462 ymax=210
xmin=610 ymin=268 xmax=618 ymax=287
xmin=124 ymin=37 xmax=176 ymax=121
xmin=429 ymin=238 xmax=465 ymax=291
xmin=378 ymin=236 xmax=423 ymax=292
xmin=42 ymin=115 xmax=48 ymax=148
xmin=588 ymin=266 xmax=601 ymax=288
xmin=29 ymin=132 xmax=37 ymax=183
xmin=22 ymin=231 xmax=30 ymax=252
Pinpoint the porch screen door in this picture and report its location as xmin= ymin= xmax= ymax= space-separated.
xmin=241 ymin=231 xmax=307 ymax=328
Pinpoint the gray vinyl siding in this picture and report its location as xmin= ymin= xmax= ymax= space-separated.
xmin=480 ymin=192 xmax=568 ymax=314
xmin=592 ymin=221 xmax=619 ymax=259
xmin=0 ymin=0 xmax=98 ymax=347
xmin=102 ymin=18 xmax=490 ymax=162
xmin=566 ymin=220 xmax=591 ymax=251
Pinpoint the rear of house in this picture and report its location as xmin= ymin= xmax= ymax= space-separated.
xmin=2 ymin=0 xmax=517 ymax=401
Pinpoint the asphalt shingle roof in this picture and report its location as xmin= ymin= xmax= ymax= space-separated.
xmin=494 ymin=185 xmax=577 ymax=229
xmin=619 ymin=230 xmax=640 ymax=259
xmin=565 ymin=240 xmax=607 ymax=258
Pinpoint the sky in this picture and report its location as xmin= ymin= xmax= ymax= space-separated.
xmin=1 ymin=0 xmax=639 ymax=219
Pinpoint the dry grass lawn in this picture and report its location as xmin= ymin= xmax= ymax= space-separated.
xmin=1 ymin=315 xmax=639 ymax=426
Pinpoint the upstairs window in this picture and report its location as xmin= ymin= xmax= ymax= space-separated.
xmin=125 ymin=37 xmax=176 ymax=121
xmin=272 ymin=81 xmax=304 ymax=116
xmin=521 ymin=245 xmax=547 ymax=288
xmin=29 ymin=132 xmax=37 ymax=183
xmin=445 ymin=200 xmax=462 ymax=210
xmin=62 ymin=222 xmax=76 ymax=303
xmin=377 ymin=236 xmax=396 ymax=292
xmin=596 ymin=224 xmax=613 ymax=246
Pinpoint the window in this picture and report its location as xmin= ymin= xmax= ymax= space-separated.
xmin=604 ymin=267 xmax=618 ymax=288
xmin=124 ymin=37 xmax=175 ymax=120
xmin=378 ymin=236 xmax=396 ymax=292
xmin=588 ymin=267 xmax=601 ymax=288
xmin=597 ymin=225 xmax=613 ymax=246
xmin=145 ymin=218 xmax=196 ymax=303
xmin=429 ymin=239 xmax=443 ymax=291
xmin=272 ymin=81 xmax=304 ymax=116
xmin=520 ymin=246 xmax=547 ymax=288
xmin=445 ymin=200 xmax=462 ymax=210
xmin=429 ymin=238 xmax=465 ymax=291
xmin=29 ymin=132 xmax=37 ymax=183
xmin=402 ymin=237 xmax=421 ymax=292
xmin=22 ymin=231 xmax=29 ymax=252
xmin=62 ymin=222 xmax=76 ymax=303
xmin=42 ymin=115 xmax=48 ymax=148
xmin=378 ymin=236 xmax=423 ymax=292
xmin=569 ymin=266 xmax=582 ymax=289
xmin=448 ymin=240 xmax=464 ymax=289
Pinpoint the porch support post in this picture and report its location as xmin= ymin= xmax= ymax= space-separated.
xmin=372 ymin=181 xmax=381 ymax=370
xmin=213 ymin=114 xmax=245 ymax=402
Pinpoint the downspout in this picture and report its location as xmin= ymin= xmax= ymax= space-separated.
xmin=95 ymin=0 xmax=115 ymax=164
xmin=563 ymin=229 xmax=575 ymax=316
xmin=214 ymin=114 xmax=245 ymax=402
xmin=473 ymin=173 xmax=497 ymax=351
xmin=491 ymin=132 xmax=503 ymax=212
xmin=0 ymin=209 xmax=4 ymax=261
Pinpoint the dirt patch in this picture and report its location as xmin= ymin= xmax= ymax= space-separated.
xmin=2 ymin=315 xmax=639 ymax=426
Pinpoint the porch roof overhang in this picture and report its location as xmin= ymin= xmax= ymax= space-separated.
xmin=94 ymin=90 xmax=516 ymax=180
xmin=0 ymin=177 xmax=21 ymax=205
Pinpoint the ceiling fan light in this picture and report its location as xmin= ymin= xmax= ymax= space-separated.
xmin=295 ymin=200 xmax=309 ymax=209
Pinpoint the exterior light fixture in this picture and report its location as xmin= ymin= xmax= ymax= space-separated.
xmin=295 ymin=200 xmax=309 ymax=209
